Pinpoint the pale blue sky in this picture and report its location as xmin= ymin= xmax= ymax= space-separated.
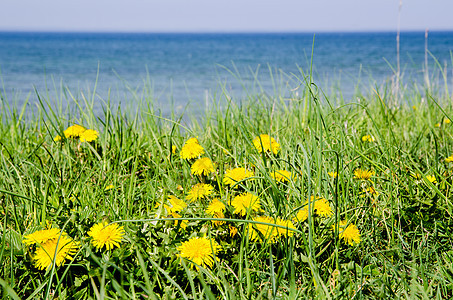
xmin=0 ymin=0 xmax=452 ymax=32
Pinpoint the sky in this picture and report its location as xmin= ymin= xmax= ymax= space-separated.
xmin=0 ymin=0 xmax=452 ymax=32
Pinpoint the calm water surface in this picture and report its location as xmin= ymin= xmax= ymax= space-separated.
xmin=0 ymin=31 xmax=452 ymax=114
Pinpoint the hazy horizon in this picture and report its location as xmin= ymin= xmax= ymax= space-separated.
xmin=1 ymin=0 xmax=452 ymax=33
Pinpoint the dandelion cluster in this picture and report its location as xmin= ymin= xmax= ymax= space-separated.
xmin=23 ymin=228 xmax=79 ymax=270
xmin=55 ymin=124 xmax=99 ymax=143
xmin=361 ymin=135 xmax=375 ymax=142
xmin=252 ymin=134 xmax=281 ymax=155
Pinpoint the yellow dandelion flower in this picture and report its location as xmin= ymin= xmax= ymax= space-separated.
xmin=313 ymin=197 xmax=333 ymax=218
xmin=186 ymin=183 xmax=214 ymax=202
xmin=104 ymin=184 xmax=115 ymax=191
xmin=168 ymin=195 xmax=187 ymax=212
xmin=361 ymin=135 xmax=375 ymax=142
xmin=338 ymin=222 xmax=361 ymax=246
xmin=354 ymin=169 xmax=374 ymax=180
xmin=23 ymin=228 xmax=62 ymax=246
xmin=328 ymin=171 xmax=338 ymax=178
xmin=63 ymin=124 xmax=86 ymax=138
xmin=171 ymin=145 xmax=177 ymax=154
xmin=32 ymin=234 xmax=79 ymax=270
xmin=180 ymin=137 xmax=205 ymax=160
xmin=248 ymin=216 xmax=278 ymax=243
xmin=191 ymin=157 xmax=215 ymax=176
xmin=79 ymin=129 xmax=99 ymax=142
xmin=177 ymin=236 xmax=220 ymax=269
xmin=435 ymin=123 xmax=441 ymax=128
xmin=294 ymin=208 xmax=309 ymax=222
xmin=223 ymin=167 xmax=254 ymax=188
xmin=54 ymin=135 xmax=62 ymax=142
xmin=426 ymin=175 xmax=437 ymax=183
xmin=270 ymin=170 xmax=292 ymax=183
xmin=444 ymin=118 xmax=451 ymax=124
xmin=446 ymin=155 xmax=453 ymax=163
xmin=252 ymin=134 xmax=280 ymax=155
xmin=206 ymin=199 xmax=226 ymax=226
xmin=88 ymin=221 xmax=125 ymax=251
xmin=231 ymin=193 xmax=261 ymax=216
xmin=171 ymin=212 xmax=188 ymax=230
xmin=275 ymin=218 xmax=296 ymax=237
xmin=206 ymin=199 xmax=225 ymax=215
xmin=410 ymin=172 xmax=422 ymax=180
xmin=229 ymin=225 xmax=238 ymax=237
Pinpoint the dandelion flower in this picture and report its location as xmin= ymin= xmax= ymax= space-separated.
xmin=186 ymin=183 xmax=214 ymax=202
xmin=206 ymin=199 xmax=226 ymax=226
xmin=426 ymin=175 xmax=437 ymax=183
xmin=294 ymin=208 xmax=309 ymax=222
xmin=361 ymin=135 xmax=375 ymax=142
xmin=435 ymin=123 xmax=441 ymax=128
xmin=171 ymin=145 xmax=177 ymax=154
xmin=444 ymin=118 xmax=451 ymax=124
xmin=229 ymin=225 xmax=238 ymax=237
xmin=168 ymin=195 xmax=187 ymax=212
xmin=32 ymin=234 xmax=79 ymax=270
xmin=54 ymin=135 xmax=62 ymax=142
xmin=231 ymin=193 xmax=261 ymax=216
xmin=104 ymin=184 xmax=115 ymax=191
xmin=79 ymin=129 xmax=99 ymax=142
xmin=275 ymin=218 xmax=296 ymax=237
xmin=171 ymin=212 xmax=188 ymax=230
xmin=270 ymin=170 xmax=292 ymax=183
xmin=206 ymin=199 xmax=225 ymax=215
xmin=313 ymin=197 xmax=333 ymax=218
xmin=248 ymin=216 xmax=278 ymax=243
xmin=23 ymin=228 xmax=62 ymax=246
xmin=223 ymin=167 xmax=254 ymax=188
xmin=445 ymin=155 xmax=453 ymax=163
xmin=180 ymin=138 xmax=205 ymax=160
xmin=63 ymin=124 xmax=86 ymax=138
xmin=354 ymin=169 xmax=374 ymax=180
xmin=88 ymin=221 xmax=125 ymax=251
xmin=338 ymin=222 xmax=361 ymax=246
xmin=410 ymin=172 xmax=422 ymax=180
xmin=178 ymin=236 xmax=220 ymax=269
xmin=253 ymin=134 xmax=280 ymax=155
xmin=191 ymin=157 xmax=215 ymax=176
xmin=328 ymin=172 xmax=338 ymax=178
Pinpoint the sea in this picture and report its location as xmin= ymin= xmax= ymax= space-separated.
xmin=0 ymin=31 xmax=452 ymax=115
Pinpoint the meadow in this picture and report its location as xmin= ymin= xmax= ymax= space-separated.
xmin=1 ymin=66 xmax=453 ymax=299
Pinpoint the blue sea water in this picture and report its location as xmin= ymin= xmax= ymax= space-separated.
xmin=0 ymin=31 xmax=452 ymax=115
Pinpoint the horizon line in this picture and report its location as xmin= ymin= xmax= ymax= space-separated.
xmin=1 ymin=29 xmax=452 ymax=34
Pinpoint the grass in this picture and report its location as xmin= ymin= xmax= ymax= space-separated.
xmin=1 ymin=65 xmax=453 ymax=299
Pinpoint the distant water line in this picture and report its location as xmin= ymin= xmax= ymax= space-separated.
xmin=0 ymin=31 xmax=452 ymax=115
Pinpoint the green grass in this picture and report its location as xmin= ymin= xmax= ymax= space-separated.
xmin=1 ymin=67 xmax=453 ymax=299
